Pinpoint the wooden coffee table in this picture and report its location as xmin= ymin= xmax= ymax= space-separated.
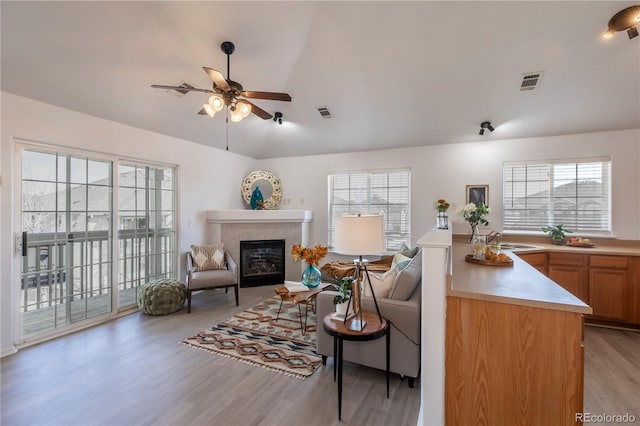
xmin=274 ymin=284 xmax=327 ymax=334
xmin=323 ymin=311 xmax=389 ymax=420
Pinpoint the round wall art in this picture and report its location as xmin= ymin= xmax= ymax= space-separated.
xmin=241 ymin=170 xmax=282 ymax=210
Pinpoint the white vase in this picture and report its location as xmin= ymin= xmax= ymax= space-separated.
xmin=335 ymin=301 xmax=349 ymax=316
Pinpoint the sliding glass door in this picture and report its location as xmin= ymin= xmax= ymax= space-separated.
xmin=19 ymin=148 xmax=113 ymax=339
xmin=18 ymin=144 xmax=177 ymax=342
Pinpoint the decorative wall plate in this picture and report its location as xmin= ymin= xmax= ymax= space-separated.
xmin=241 ymin=170 xmax=282 ymax=210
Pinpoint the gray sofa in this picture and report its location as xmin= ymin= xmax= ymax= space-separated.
xmin=315 ymin=251 xmax=422 ymax=387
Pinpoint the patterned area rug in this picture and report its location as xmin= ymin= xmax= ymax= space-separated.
xmin=182 ymin=296 xmax=321 ymax=380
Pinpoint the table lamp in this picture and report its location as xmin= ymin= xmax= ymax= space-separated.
xmin=333 ymin=214 xmax=385 ymax=331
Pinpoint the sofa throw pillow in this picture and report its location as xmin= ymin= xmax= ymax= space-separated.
xmin=388 ymin=249 xmax=422 ymax=301
xmin=362 ymin=267 xmax=397 ymax=299
xmin=190 ymin=244 xmax=225 ymax=272
xmin=400 ymin=245 xmax=420 ymax=259
xmin=392 ymin=252 xmax=412 ymax=272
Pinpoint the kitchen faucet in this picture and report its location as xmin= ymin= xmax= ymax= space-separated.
xmin=486 ymin=231 xmax=502 ymax=245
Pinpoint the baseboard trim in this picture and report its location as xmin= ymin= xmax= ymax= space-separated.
xmin=1 ymin=345 xmax=18 ymax=358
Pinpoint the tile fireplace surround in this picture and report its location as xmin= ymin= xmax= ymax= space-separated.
xmin=206 ymin=210 xmax=313 ymax=282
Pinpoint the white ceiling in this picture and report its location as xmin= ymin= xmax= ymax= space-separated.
xmin=2 ymin=1 xmax=639 ymax=159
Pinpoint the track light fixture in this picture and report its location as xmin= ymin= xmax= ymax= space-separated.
xmin=273 ymin=111 xmax=283 ymax=125
xmin=479 ymin=121 xmax=495 ymax=135
xmin=603 ymin=5 xmax=640 ymax=40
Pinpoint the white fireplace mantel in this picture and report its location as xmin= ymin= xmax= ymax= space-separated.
xmin=205 ymin=210 xmax=313 ymax=282
xmin=206 ymin=209 xmax=313 ymax=224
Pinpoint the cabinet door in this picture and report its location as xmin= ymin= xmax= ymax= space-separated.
xmin=548 ymin=253 xmax=588 ymax=303
xmin=548 ymin=265 xmax=588 ymax=303
xmin=589 ymin=268 xmax=630 ymax=321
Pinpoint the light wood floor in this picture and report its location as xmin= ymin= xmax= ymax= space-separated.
xmin=1 ymin=285 xmax=420 ymax=426
xmin=1 ymin=285 xmax=638 ymax=426
xmin=583 ymin=325 xmax=640 ymax=421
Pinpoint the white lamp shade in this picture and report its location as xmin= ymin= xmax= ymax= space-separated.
xmin=208 ymin=95 xmax=224 ymax=112
xmin=230 ymin=108 xmax=244 ymax=122
xmin=333 ymin=214 xmax=385 ymax=255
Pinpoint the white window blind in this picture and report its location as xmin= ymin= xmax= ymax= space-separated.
xmin=503 ymin=158 xmax=611 ymax=234
xmin=328 ymin=169 xmax=411 ymax=251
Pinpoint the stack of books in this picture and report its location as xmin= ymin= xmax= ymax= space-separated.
xmin=284 ymin=281 xmax=308 ymax=293
xmin=330 ymin=309 xmax=355 ymax=322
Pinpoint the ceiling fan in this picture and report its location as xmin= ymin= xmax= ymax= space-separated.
xmin=151 ymin=41 xmax=291 ymax=122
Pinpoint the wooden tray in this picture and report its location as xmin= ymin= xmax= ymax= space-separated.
xmin=566 ymin=242 xmax=596 ymax=248
xmin=465 ymin=254 xmax=513 ymax=267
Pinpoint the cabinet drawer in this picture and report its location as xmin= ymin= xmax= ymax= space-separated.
xmin=589 ymin=255 xmax=629 ymax=269
xmin=548 ymin=252 xmax=586 ymax=266
xmin=518 ymin=253 xmax=546 ymax=266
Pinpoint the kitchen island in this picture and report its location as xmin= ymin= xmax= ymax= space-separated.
xmin=445 ymin=243 xmax=591 ymax=425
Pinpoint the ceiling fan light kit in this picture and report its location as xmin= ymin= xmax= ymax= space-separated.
xmin=603 ymin=5 xmax=640 ymax=39
xmin=230 ymin=100 xmax=252 ymax=122
xmin=203 ymin=94 xmax=225 ymax=117
xmin=151 ymin=40 xmax=291 ymax=123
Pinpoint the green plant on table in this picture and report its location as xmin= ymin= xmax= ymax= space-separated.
xmin=330 ymin=276 xmax=353 ymax=305
xmin=541 ymin=224 xmax=573 ymax=243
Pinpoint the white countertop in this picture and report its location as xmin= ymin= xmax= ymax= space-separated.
xmin=448 ymin=242 xmax=593 ymax=314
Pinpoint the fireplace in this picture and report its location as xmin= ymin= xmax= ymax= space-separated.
xmin=239 ymin=239 xmax=285 ymax=287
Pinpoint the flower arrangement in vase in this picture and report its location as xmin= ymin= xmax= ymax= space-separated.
xmin=291 ymin=243 xmax=328 ymax=288
xmin=456 ymin=202 xmax=491 ymax=242
xmin=434 ymin=198 xmax=450 ymax=229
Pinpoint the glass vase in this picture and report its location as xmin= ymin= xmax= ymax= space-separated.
xmin=301 ymin=264 xmax=321 ymax=288
xmin=436 ymin=211 xmax=449 ymax=229
xmin=472 ymin=233 xmax=487 ymax=260
xmin=469 ymin=223 xmax=478 ymax=243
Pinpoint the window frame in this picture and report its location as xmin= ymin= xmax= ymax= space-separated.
xmin=502 ymin=157 xmax=612 ymax=235
xmin=327 ymin=168 xmax=411 ymax=252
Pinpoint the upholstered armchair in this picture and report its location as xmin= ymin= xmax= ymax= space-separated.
xmin=186 ymin=247 xmax=239 ymax=313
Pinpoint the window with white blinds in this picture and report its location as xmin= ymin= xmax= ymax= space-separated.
xmin=328 ymin=169 xmax=411 ymax=251
xmin=503 ymin=158 xmax=611 ymax=234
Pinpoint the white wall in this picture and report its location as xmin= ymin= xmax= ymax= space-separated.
xmin=1 ymin=92 xmax=255 ymax=355
xmin=261 ymin=128 xmax=640 ymax=246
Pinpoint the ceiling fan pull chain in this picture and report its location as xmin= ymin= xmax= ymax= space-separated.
xmin=226 ymin=112 xmax=229 ymax=151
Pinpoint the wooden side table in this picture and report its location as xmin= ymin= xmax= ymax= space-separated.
xmin=274 ymin=285 xmax=327 ymax=334
xmin=323 ymin=311 xmax=389 ymax=420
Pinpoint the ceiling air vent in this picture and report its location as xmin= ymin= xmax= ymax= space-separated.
xmin=169 ymin=82 xmax=196 ymax=96
xmin=317 ymin=106 xmax=333 ymax=118
xmin=520 ymin=72 xmax=543 ymax=91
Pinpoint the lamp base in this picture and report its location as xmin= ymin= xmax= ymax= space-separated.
xmin=348 ymin=319 xmax=367 ymax=331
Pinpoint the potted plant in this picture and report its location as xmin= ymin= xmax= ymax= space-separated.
xmin=331 ymin=276 xmax=353 ymax=316
xmin=541 ymin=224 xmax=573 ymax=245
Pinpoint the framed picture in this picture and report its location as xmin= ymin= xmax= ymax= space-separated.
xmin=466 ymin=185 xmax=489 ymax=206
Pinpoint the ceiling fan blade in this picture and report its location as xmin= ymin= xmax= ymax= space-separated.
xmin=151 ymin=84 xmax=215 ymax=94
xmin=241 ymin=91 xmax=292 ymax=102
xmin=203 ymin=67 xmax=230 ymax=91
xmin=245 ymin=101 xmax=273 ymax=120
xmin=197 ymin=108 xmax=208 ymax=115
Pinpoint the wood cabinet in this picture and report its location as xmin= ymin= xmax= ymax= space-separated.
xmin=548 ymin=253 xmax=589 ymax=303
xmin=588 ymin=255 xmax=633 ymax=322
xmin=518 ymin=251 xmax=639 ymax=325
xmin=518 ymin=252 xmax=547 ymax=275
xmin=446 ymin=296 xmax=584 ymax=426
